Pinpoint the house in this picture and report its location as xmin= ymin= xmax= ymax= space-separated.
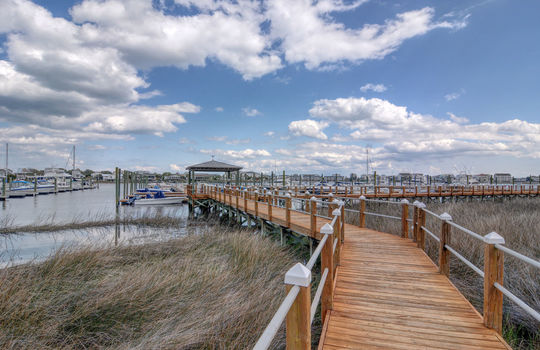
xmin=494 ymin=173 xmax=512 ymax=184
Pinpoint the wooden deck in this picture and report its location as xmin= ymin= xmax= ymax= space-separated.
xmin=202 ymin=192 xmax=510 ymax=349
xmin=319 ymin=225 xmax=509 ymax=349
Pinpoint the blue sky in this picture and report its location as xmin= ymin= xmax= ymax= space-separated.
xmin=0 ymin=0 xmax=539 ymax=176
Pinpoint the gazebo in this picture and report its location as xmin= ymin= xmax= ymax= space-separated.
xmin=185 ymin=159 xmax=243 ymax=185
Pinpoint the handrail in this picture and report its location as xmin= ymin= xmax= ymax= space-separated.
xmin=364 ymin=211 xmax=401 ymax=220
xmin=253 ymin=285 xmax=300 ymax=350
xmin=252 ymin=203 xmax=343 ymax=349
xmin=306 ymin=234 xmax=329 ymax=270
xmin=495 ymin=244 xmax=540 ymax=269
xmin=445 ymin=244 xmax=484 ymax=277
xmin=493 ymin=282 xmax=540 ymax=322
xmin=421 ymin=225 xmax=440 ymax=242
xmin=311 ymin=268 xmax=328 ymax=324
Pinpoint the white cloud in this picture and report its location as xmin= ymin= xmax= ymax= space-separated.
xmin=87 ymin=144 xmax=106 ymax=150
xmin=302 ymin=96 xmax=540 ymax=160
xmin=267 ymin=3 xmax=467 ymax=70
xmin=447 ymin=112 xmax=469 ymax=124
xmin=169 ymin=163 xmax=182 ymax=171
xmin=207 ymin=136 xmax=251 ymax=144
xmin=445 ymin=88 xmax=465 ymax=101
xmin=215 ymin=107 xmax=224 ymax=112
xmin=264 ymin=131 xmax=275 ymax=137
xmin=242 ymin=107 xmax=261 ymax=117
xmin=288 ymin=119 xmax=329 ymax=140
xmin=71 ymin=0 xmax=282 ymax=80
xmin=360 ymin=83 xmax=387 ymax=93
xmin=201 ymin=148 xmax=271 ymax=159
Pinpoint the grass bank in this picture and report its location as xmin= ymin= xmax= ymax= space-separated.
xmin=0 ymin=226 xmax=298 ymax=349
xmin=0 ymin=213 xmax=185 ymax=235
xmin=345 ymin=197 xmax=539 ymax=349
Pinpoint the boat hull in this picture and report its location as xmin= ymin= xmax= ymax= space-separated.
xmin=134 ymin=197 xmax=186 ymax=205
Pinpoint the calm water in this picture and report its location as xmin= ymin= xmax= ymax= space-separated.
xmin=0 ymin=184 xmax=189 ymax=267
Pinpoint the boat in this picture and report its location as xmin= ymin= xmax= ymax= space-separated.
xmin=126 ymin=189 xmax=186 ymax=205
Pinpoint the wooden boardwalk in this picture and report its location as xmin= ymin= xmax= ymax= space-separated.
xmin=202 ymin=191 xmax=510 ymax=349
xmin=319 ymin=225 xmax=509 ymax=349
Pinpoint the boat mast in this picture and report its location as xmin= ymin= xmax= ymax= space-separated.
xmin=72 ymin=145 xmax=75 ymax=173
xmin=5 ymin=143 xmax=7 ymax=180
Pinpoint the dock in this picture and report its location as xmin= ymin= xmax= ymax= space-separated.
xmin=186 ymin=184 xmax=539 ymax=349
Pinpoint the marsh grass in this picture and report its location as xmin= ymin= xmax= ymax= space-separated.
xmin=0 ymin=226 xmax=298 ymax=349
xmin=343 ymin=197 xmax=539 ymax=349
xmin=0 ymin=212 xmax=185 ymax=235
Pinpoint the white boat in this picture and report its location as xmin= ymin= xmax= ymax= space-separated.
xmin=134 ymin=197 xmax=186 ymax=205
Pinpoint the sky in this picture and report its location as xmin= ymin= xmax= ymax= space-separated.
xmin=0 ymin=0 xmax=539 ymax=176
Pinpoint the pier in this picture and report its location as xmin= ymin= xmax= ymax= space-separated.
xmin=187 ymin=184 xmax=539 ymax=349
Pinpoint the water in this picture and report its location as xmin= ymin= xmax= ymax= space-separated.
xmin=0 ymin=184 xmax=189 ymax=267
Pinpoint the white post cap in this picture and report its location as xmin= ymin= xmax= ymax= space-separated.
xmin=417 ymin=202 xmax=426 ymax=209
xmin=359 ymin=195 xmax=366 ymax=200
xmin=310 ymin=196 xmax=318 ymax=201
xmin=320 ymin=223 xmax=334 ymax=235
xmin=328 ymin=193 xmax=333 ymax=197
xmin=254 ymin=190 xmax=258 ymax=194
xmin=332 ymin=208 xmax=341 ymax=216
xmin=305 ymin=190 xmax=310 ymax=195
xmin=440 ymin=212 xmax=453 ymax=221
xmin=284 ymin=263 xmax=311 ymax=287
xmin=413 ymin=200 xmax=421 ymax=206
xmin=484 ymin=232 xmax=505 ymax=244
xmin=400 ymin=199 xmax=409 ymax=204
xmin=285 ymin=193 xmax=291 ymax=198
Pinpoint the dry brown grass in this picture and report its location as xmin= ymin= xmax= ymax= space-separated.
xmin=343 ymin=197 xmax=539 ymax=349
xmin=0 ymin=225 xmax=298 ymax=349
xmin=0 ymin=213 xmax=184 ymax=235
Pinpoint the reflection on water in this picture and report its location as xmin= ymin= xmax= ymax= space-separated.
xmin=0 ymin=183 xmax=185 ymax=226
xmin=0 ymin=183 xmax=189 ymax=268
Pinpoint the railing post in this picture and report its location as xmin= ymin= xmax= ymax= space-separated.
xmin=327 ymin=193 xmax=334 ymax=217
xmin=359 ymin=196 xmax=366 ymax=228
xmin=439 ymin=212 xmax=452 ymax=276
xmin=340 ymin=203 xmax=345 ymax=242
xmin=254 ymin=190 xmax=259 ymax=216
xmin=310 ymin=197 xmax=317 ymax=236
xmin=268 ymin=193 xmax=273 ymax=221
xmin=412 ymin=201 xmax=420 ymax=242
xmin=235 ymin=189 xmax=239 ymax=209
xmin=285 ymin=263 xmax=311 ymax=350
xmin=332 ymin=207 xmax=342 ymax=266
xmin=320 ymin=223 xmax=334 ymax=324
xmin=401 ymin=199 xmax=409 ymax=238
xmin=483 ymin=232 xmax=505 ymax=334
xmin=285 ymin=193 xmax=291 ymax=227
xmin=244 ymin=190 xmax=247 ymax=211
xmin=417 ymin=203 xmax=426 ymax=250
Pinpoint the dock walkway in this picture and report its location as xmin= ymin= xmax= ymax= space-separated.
xmin=199 ymin=189 xmax=510 ymax=349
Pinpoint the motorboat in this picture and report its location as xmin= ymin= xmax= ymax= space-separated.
xmin=127 ymin=189 xmax=186 ymax=205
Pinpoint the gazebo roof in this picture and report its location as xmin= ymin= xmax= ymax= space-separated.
xmin=186 ymin=159 xmax=242 ymax=172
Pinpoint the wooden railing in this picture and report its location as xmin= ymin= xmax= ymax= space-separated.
xmin=345 ymin=195 xmax=540 ymax=333
xmin=190 ymin=184 xmax=540 ymax=345
xmin=252 ymin=198 xmax=343 ymax=350
xmin=188 ymin=183 xmax=540 ymax=199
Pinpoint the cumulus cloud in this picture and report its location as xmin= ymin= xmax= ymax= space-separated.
xmin=288 ymin=119 xmax=329 ymax=140
xmin=169 ymin=163 xmax=182 ymax=171
xmin=302 ymin=96 xmax=540 ymax=160
xmin=267 ymin=3 xmax=467 ymax=69
xmin=201 ymin=148 xmax=271 ymax=159
xmin=360 ymin=83 xmax=387 ymax=93
xmin=242 ymin=107 xmax=261 ymax=117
